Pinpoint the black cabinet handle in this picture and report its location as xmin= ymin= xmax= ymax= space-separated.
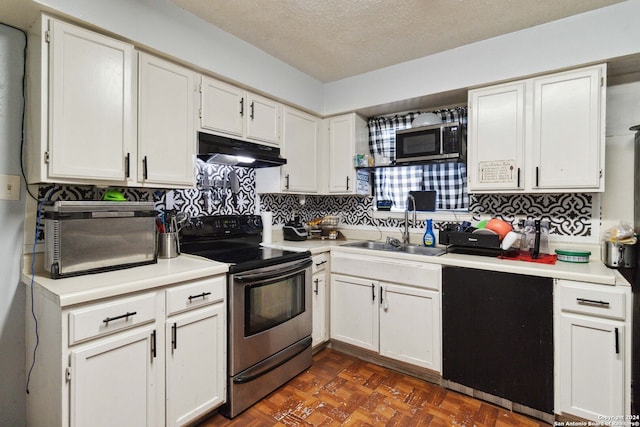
xmin=314 ymin=278 xmax=319 ymax=295
xmin=240 ymin=98 xmax=244 ymax=117
xmin=346 ymin=176 xmax=350 ymax=191
xmin=142 ymin=156 xmax=148 ymax=180
xmin=535 ymin=166 xmax=539 ymax=187
xmin=151 ymin=330 xmax=157 ymax=359
xmin=188 ymin=291 xmax=211 ymax=301
xmin=615 ymin=327 xmax=619 ymax=354
xmin=516 ymin=167 xmax=520 ymax=188
xmin=379 ymin=285 xmax=383 ymax=305
xmin=103 ymin=311 xmax=137 ymax=325
xmin=576 ymin=298 xmax=610 ymax=307
xmin=125 ymin=153 xmax=130 ymax=178
xmin=315 ymin=260 xmax=327 ymax=267
xmin=171 ymin=323 xmax=177 ymax=350
xmin=371 ymin=283 xmax=375 ymax=301
xmin=285 ymin=174 xmax=290 ymax=190
xmin=250 ymin=101 xmax=255 ymax=120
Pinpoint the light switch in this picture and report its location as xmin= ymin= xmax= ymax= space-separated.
xmin=0 ymin=174 xmax=21 ymax=201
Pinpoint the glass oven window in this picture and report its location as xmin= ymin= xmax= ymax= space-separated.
xmin=244 ymin=272 xmax=305 ymax=336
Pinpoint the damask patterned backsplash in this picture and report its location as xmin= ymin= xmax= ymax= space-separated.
xmin=36 ymin=162 xmax=258 ymax=240
xmin=37 ymin=163 xmax=594 ymax=240
xmin=259 ymin=193 xmax=595 ymax=238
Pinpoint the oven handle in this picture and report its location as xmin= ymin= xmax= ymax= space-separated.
xmin=233 ymin=336 xmax=312 ymax=384
xmin=233 ymin=259 xmax=312 ymax=283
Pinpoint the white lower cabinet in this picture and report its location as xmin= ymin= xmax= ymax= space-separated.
xmin=26 ymin=274 xmax=226 ymax=427
xmin=331 ymin=275 xmax=379 ymax=351
xmin=556 ymin=279 xmax=631 ymax=420
xmin=330 ymin=252 xmax=442 ymax=372
xmin=311 ymin=252 xmax=329 ymax=347
xmin=166 ymin=304 xmax=225 ymax=426
xmin=379 ymin=283 xmax=440 ymax=370
xmin=70 ymin=324 xmax=162 ymax=427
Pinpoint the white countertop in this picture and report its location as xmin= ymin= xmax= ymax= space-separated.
xmin=23 ymin=254 xmax=229 ymax=307
xmin=26 ymin=239 xmax=625 ymax=309
xmin=262 ymin=239 xmax=348 ymax=254
xmin=266 ymin=239 xmax=624 ymax=287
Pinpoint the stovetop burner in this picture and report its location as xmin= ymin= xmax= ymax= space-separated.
xmin=180 ymin=215 xmax=310 ymax=272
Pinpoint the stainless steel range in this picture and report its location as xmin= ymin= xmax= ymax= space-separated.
xmin=181 ymin=215 xmax=312 ymax=418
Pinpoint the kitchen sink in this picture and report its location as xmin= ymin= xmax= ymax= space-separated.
xmin=398 ymin=245 xmax=445 ymax=256
xmin=343 ymin=241 xmax=400 ymax=251
xmin=342 ymin=241 xmax=445 ymax=256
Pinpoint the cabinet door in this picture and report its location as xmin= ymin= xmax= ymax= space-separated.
xmin=559 ymin=314 xmax=624 ymax=419
xmin=246 ymin=93 xmax=281 ymax=145
xmin=467 ymin=82 xmax=525 ymax=192
xmin=281 ymin=107 xmax=319 ymax=193
xmin=330 ymin=274 xmax=378 ymax=351
xmin=166 ymin=304 xmax=226 ymax=427
xmin=200 ymin=76 xmax=244 ymax=137
xmin=327 ymin=115 xmax=356 ymax=193
xmin=379 ymin=284 xmax=441 ymax=372
xmin=138 ymin=53 xmax=195 ymax=187
xmin=312 ymin=271 xmax=327 ymax=347
xmin=48 ymin=19 xmax=133 ymax=181
xmin=532 ymin=66 xmax=604 ymax=190
xmin=70 ymin=325 xmax=161 ymax=427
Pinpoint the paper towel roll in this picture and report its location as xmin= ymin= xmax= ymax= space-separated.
xmin=261 ymin=211 xmax=272 ymax=244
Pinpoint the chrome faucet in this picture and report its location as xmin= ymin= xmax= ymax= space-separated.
xmin=402 ymin=194 xmax=416 ymax=245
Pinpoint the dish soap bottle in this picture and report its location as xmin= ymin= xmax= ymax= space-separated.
xmin=423 ymin=219 xmax=436 ymax=247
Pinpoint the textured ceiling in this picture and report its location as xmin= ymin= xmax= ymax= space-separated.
xmin=169 ymin=0 xmax=624 ymax=82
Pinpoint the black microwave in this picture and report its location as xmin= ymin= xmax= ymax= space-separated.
xmin=395 ymin=122 xmax=466 ymax=164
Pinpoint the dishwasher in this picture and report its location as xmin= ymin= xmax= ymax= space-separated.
xmin=442 ymin=266 xmax=554 ymax=415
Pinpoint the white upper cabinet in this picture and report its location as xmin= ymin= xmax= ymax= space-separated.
xmin=281 ymin=107 xmax=319 ymax=193
xmin=137 ymin=52 xmax=196 ymax=187
xmin=326 ymin=113 xmax=368 ymax=194
xmin=468 ymin=82 xmax=526 ymax=192
xmin=468 ymin=64 xmax=606 ymax=193
xmin=531 ymin=67 xmax=605 ymax=190
xmin=199 ymin=76 xmax=281 ymax=146
xmin=27 ymin=16 xmax=198 ymax=188
xmin=33 ymin=17 xmax=134 ymax=184
xmin=246 ymin=93 xmax=281 ymax=144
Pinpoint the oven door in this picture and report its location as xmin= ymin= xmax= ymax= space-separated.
xmin=228 ymin=258 xmax=312 ymax=375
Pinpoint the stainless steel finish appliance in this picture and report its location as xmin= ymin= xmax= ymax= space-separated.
xmin=395 ymin=121 xmax=466 ymax=164
xmin=44 ymin=201 xmax=157 ymax=279
xmin=180 ymin=215 xmax=312 ymax=418
xmin=227 ymin=258 xmax=312 ymax=417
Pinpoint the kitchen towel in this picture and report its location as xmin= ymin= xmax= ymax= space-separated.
xmin=261 ymin=211 xmax=273 ymax=244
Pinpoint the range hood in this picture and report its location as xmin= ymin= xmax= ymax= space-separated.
xmin=197 ymin=132 xmax=286 ymax=168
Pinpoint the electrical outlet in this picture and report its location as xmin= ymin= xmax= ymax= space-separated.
xmin=0 ymin=174 xmax=21 ymax=201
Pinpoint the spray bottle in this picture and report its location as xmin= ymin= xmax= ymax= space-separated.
xmin=423 ymin=219 xmax=436 ymax=247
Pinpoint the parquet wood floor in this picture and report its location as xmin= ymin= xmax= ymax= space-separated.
xmin=199 ymin=348 xmax=551 ymax=427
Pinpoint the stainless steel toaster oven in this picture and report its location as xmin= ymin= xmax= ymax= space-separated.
xmin=44 ymin=201 xmax=157 ymax=279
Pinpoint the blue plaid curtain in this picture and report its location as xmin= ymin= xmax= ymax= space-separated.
xmin=369 ymin=107 xmax=468 ymax=210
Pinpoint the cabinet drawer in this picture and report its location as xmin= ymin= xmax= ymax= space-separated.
xmin=68 ymin=292 xmax=157 ymax=345
xmin=166 ymin=275 xmax=225 ymax=316
xmin=558 ymin=280 xmax=626 ymax=320
xmin=312 ymin=253 xmax=328 ymax=273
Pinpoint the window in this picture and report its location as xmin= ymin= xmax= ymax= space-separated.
xmin=368 ymin=108 xmax=468 ymax=211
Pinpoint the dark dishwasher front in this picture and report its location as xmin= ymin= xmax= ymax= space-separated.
xmin=442 ymin=266 xmax=554 ymax=414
